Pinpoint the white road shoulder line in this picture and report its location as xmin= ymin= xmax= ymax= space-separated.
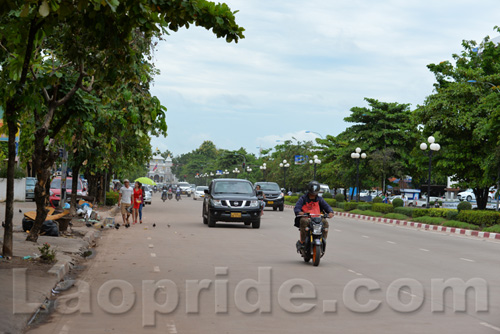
xmin=460 ymin=258 xmax=475 ymax=262
xmin=480 ymin=322 xmax=500 ymax=332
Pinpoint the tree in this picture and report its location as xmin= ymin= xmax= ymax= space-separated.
xmin=414 ymin=28 xmax=500 ymax=210
xmin=1 ymin=0 xmax=244 ymax=253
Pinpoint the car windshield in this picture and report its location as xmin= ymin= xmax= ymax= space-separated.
xmin=214 ymin=181 xmax=253 ymax=194
xmin=196 ymin=186 xmax=208 ymax=191
xmin=179 ymin=183 xmax=190 ymax=187
xmin=258 ymin=183 xmax=280 ymax=191
xmin=50 ymin=178 xmax=82 ymax=190
xmin=26 ymin=178 xmax=36 ymax=186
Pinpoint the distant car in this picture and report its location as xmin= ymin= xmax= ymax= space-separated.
xmin=49 ymin=177 xmax=86 ymax=207
xmin=190 ymin=184 xmax=196 ymax=194
xmin=25 ymin=177 xmax=36 ymax=201
xmin=178 ymin=182 xmax=192 ymax=196
xmin=143 ymin=186 xmax=152 ymax=205
xmin=458 ymin=189 xmax=493 ymax=202
xmin=193 ymin=186 xmax=208 ymax=200
xmin=203 ymin=179 xmax=261 ymax=228
xmin=318 ymin=184 xmax=330 ymax=197
xmin=359 ymin=190 xmax=370 ymax=197
xmin=254 ymin=181 xmax=284 ymax=211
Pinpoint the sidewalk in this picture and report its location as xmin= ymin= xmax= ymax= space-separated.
xmin=0 ymin=201 xmax=112 ymax=334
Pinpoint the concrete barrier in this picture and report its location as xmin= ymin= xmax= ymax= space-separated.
xmin=0 ymin=178 xmax=26 ymax=202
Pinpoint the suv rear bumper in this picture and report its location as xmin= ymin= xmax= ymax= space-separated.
xmin=263 ymin=198 xmax=284 ymax=208
xmin=210 ymin=208 xmax=261 ymax=223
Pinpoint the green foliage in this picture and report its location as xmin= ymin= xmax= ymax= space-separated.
xmin=412 ymin=216 xmax=446 ymax=225
xmin=285 ymin=196 xmax=299 ymax=204
xmin=331 ymin=207 xmax=345 ymax=212
xmin=442 ymin=220 xmax=480 ymax=230
xmin=384 ymin=213 xmax=410 ymax=220
xmin=394 ymin=207 xmax=415 ymax=217
xmin=38 ymin=243 xmax=56 ymax=263
xmin=0 ymin=165 xmax=26 ymax=179
xmin=323 ymin=198 xmax=336 ymax=207
xmin=322 ymin=192 xmax=332 ymax=198
xmin=457 ymin=201 xmax=472 ymax=212
xmin=336 ymin=202 xmax=345 ymax=210
xmin=350 ymin=209 xmax=384 ymax=217
xmin=413 ymin=208 xmax=430 ymax=218
xmin=446 ymin=210 xmax=459 ymax=221
xmin=457 ymin=210 xmax=500 ymax=227
xmin=372 ymin=196 xmax=383 ymax=204
xmin=357 ymin=204 xmax=372 ymax=211
xmin=484 ymin=224 xmax=500 ymax=233
xmin=344 ymin=202 xmax=359 ymax=211
xmin=427 ymin=208 xmax=455 ymax=218
xmin=371 ymin=203 xmax=394 ymax=214
xmin=105 ymin=191 xmax=119 ymax=206
xmin=335 ymin=193 xmax=345 ymax=203
xmin=392 ymin=198 xmax=404 ymax=208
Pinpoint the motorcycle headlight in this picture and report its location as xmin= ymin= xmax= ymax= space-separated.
xmin=249 ymin=200 xmax=259 ymax=208
xmin=212 ymin=199 xmax=223 ymax=207
xmin=312 ymin=224 xmax=323 ymax=235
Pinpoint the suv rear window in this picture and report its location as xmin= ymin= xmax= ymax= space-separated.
xmin=51 ymin=178 xmax=82 ymax=190
xmin=257 ymin=183 xmax=280 ymax=191
xmin=214 ymin=181 xmax=253 ymax=195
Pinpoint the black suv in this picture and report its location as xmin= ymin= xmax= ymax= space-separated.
xmin=254 ymin=182 xmax=284 ymax=211
xmin=203 ymin=179 xmax=262 ymax=228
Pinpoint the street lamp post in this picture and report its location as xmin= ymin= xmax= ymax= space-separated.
xmin=260 ymin=163 xmax=267 ymax=181
xmin=223 ymin=169 xmax=229 ymax=177
xmin=309 ymin=155 xmax=321 ymax=181
xmin=232 ymin=168 xmax=240 ymax=178
xmin=279 ymin=160 xmax=290 ymax=190
xmin=351 ymin=148 xmax=367 ymax=202
xmin=420 ymin=136 xmax=441 ymax=209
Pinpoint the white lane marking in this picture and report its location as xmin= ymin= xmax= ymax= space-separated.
xmin=387 ymin=241 xmax=396 ymax=244
xmin=362 ymin=235 xmax=370 ymax=238
xmin=480 ymin=322 xmax=500 ymax=332
xmin=59 ymin=324 xmax=70 ymax=334
xmin=460 ymin=258 xmax=475 ymax=262
xmin=419 ymin=248 xmax=430 ymax=252
xmin=153 ymin=266 xmax=160 ymax=272
xmin=150 ymin=253 xmax=156 ymax=258
xmin=148 ymin=244 xmax=154 ymax=248
xmin=334 ymin=229 xmax=341 ymax=232
xmin=348 ymin=269 xmax=356 ymax=274
xmin=147 ymin=237 xmax=152 ymax=240
xmin=356 ymin=273 xmax=363 ymax=276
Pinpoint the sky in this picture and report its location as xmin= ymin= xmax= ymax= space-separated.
xmin=150 ymin=0 xmax=500 ymax=157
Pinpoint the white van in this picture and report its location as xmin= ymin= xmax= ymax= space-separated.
xmin=319 ymin=184 xmax=330 ymax=197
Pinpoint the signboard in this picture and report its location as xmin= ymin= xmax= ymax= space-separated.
xmin=0 ymin=107 xmax=21 ymax=142
xmin=294 ymin=155 xmax=308 ymax=165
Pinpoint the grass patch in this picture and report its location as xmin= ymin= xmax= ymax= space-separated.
xmin=350 ymin=209 xmax=384 ymax=217
xmin=332 ymin=207 xmax=345 ymax=212
xmin=412 ymin=216 xmax=446 ymax=225
xmin=484 ymin=224 xmax=500 ymax=233
xmin=442 ymin=220 xmax=480 ymax=230
xmin=383 ymin=213 xmax=410 ymax=220
xmin=284 ymin=201 xmax=296 ymax=206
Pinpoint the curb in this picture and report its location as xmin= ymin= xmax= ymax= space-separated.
xmin=48 ymin=230 xmax=100 ymax=280
xmin=284 ymin=205 xmax=500 ymax=241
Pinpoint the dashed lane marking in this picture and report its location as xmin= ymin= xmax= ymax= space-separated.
xmin=460 ymin=258 xmax=475 ymax=262
xmin=362 ymin=235 xmax=370 ymax=238
xmin=148 ymin=244 xmax=154 ymax=248
xmin=387 ymin=241 xmax=396 ymax=244
xmin=147 ymin=237 xmax=152 ymax=240
xmin=167 ymin=321 xmax=178 ymax=333
xmin=334 ymin=229 xmax=342 ymax=232
xmin=419 ymin=248 xmax=430 ymax=252
xmin=151 ymin=253 xmax=156 ymax=257
xmin=153 ymin=266 xmax=160 ymax=272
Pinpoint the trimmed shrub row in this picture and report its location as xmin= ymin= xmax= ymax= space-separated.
xmin=442 ymin=220 xmax=480 ymax=231
xmin=394 ymin=207 xmax=415 ymax=217
xmin=357 ymin=204 xmax=373 ymax=211
xmin=392 ymin=198 xmax=404 ymax=208
xmin=350 ymin=209 xmax=384 ymax=217
xmin=372 ymin=203 xmax=394 ymax=214
xmin=457 ymin=210 xmax=500 ymax=227
xmin=412 ymin=216 xmax=446 ymax=225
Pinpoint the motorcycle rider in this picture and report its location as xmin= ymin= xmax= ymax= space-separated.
xmin=176 ymin=186 xmax=181 ymax=200
xmin=294 ymin=181 xmax=334 ymax=249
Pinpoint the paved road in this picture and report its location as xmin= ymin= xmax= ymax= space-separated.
xmin=27 ymin=195 xmax=500 ymax=333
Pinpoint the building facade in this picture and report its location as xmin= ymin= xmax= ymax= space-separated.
xmin=147 ymin=154 xmax=177 ymax=184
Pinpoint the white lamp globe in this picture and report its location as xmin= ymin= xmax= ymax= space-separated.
xmin=279 ymin=163 xmax=283 ymax=167
xmin=428 ymin=136 xmax=435 ymax=144
xmin=309 ymin=160 xmax=313 ymax=164
xmin=351 ymin=153 xmax=356 ymax=159
xmin=283 ymin=160 xmax=287 ymax=164
xmin=355 ymin=147 xmax=361 ymax=153
xmin=313 ymin=155 xmax=318 ymax=160
xmin=361 ymin=153 xmax=367 ymax=159
xmin=420 ymin=143 xmax=428 ymax=151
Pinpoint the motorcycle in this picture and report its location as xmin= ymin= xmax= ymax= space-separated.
xmin=168 ymin=192 xmax=173 ymax=200
xmin=295 ymin=214 xmax=329 ymax=266
xmin=175 ymin=191 xmax=181 ymax=201
xmin=161 ymin=189 xmax=167 ymax=202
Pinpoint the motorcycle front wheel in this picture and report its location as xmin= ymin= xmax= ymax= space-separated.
xmin=313 ymin=244 xmax=321 ymax=266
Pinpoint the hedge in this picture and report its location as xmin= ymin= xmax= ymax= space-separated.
xmin=427 ymin=208 xmax=456 ymax=218
xmin=336 ymin=202 xmax=345 ymax=210
xmin=106 ymin=191 xmax=119 ymax=206
xmin=344 ymin=202 xmax=359 ymax=211
xmin=457 ymin=201 xmax=472 ymax=212
xmin=372 ymin=196 xmax=383 ymax=204
xmin=323 ymin=192 xmax=333 ymax=198
xmin=392 ymin=198 xmax=404 ymax=208
xmin=394 ymin=207 xmax=415 ymax=217
xmin=412 ymin=216 xmax=446 ymax=225
xmin=335 ymin=193 xmax=345 ymax=203
xmin=285 ymin=196 xmax=299 ymax=204
xmin=350 ymin=209 xmax=384 ymax=217
xmin=442 ymin=220 xmax=480 ymax=230
xmin=413 ymin=208 xmax=430 ymax=218
xmin=445 ymin=210 xmax=459 ymax=221
xmin=457 ymin=210 xmax=500 ymax=227
xmin=384 ymin=213 xmax=410 ymax=220
xmin=324 ymin=198 xmax=337 ymax=207
xmin=371 ymin=203 xmax=394 ymax=214
xmin=484 ymin=224 xmax=500 ymax=233
xmin=357 ymin=204 xmax=372 ymax=211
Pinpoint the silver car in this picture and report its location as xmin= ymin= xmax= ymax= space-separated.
xmin=143 ymin=186 xmax=152 ymax=205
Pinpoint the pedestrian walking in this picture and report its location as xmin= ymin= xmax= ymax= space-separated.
xmin=132 ymin=181 xmax=143 ymax=224
xmin=118 ymin=179 xmax=134 ymax=228
xmin=138 ymin=185 xmax=146 ymax=224
xmin=402 ymin=194 xmax=407 ymax=207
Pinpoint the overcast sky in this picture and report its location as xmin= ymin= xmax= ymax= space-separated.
xmin=150 ymin=0 xmax=500 ymax=157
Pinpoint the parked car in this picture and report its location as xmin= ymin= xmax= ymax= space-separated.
xmin=318 ymin=184 xmax=330 ymax=197
xmin=193 ymin=186 xmax=208 ymax=200
xmin=458 ymin=189 xmax=494 ymax=202
xmin=25 ymin=177 xmax=36 ymax=201
xmin=49 ymin=177 xmax=86 ymax=207
xmin=203 ymin=179 xmax=262 ymax=228
xmin=190 ymin=184 xmax=196 ymax=195
xmin=254 ymin=181 xmax=284 ymax=211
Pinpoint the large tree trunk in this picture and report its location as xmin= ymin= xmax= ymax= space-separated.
xmin=26 ymin=127 xmax=58 ymax=242
xmin=474 ymin=187 xmax=490 ymax=211
xmin=2 ymin=101 xmax=18 ymax=257
xmin=70 ymin=163 xmax=82 ymax=216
